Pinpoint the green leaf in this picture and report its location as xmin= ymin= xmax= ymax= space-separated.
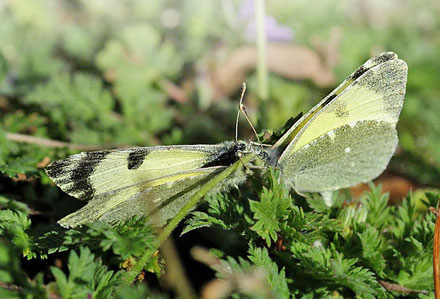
xmin=183 ymin=192 xmax=253 ymax=235
xmin=0 ymin=209 xmax=31 ymax=252
xmin=289 ymin=242 xmax=385 ymax=297
xmin=0 ymin=195 xmax=30 ymax=213
xmin=395 ymin=252 xmax=433 ymax=290
xmin=50 ymin=267 xmax=68 ymax=294
xmin=249 ymin=185 xmax=292 ymax=247
xmin=208 ymin=249 xmax=285 ymax=298
xmin=32 ymin=217 xmax=155 ymax=262
xmin=357 ymin=226 xmax=386 ymax=276
xmin=362 ymin=184 xmax=392 ymax=230
xmin=50 ymin=247 xmax=123 ymax=299
xmin=307 ymin=192 xmax=332 ymax=213
xmin=0 ymin=156 xmax=41 ymax=178
xmin=87 ymin=217 xmax=156 ymax=259
xmin=181 ymin=211 xmax=229 ymax=235
xmin=95 ymin=23 xmax=180 ymax=137
xmin=248 ymin=247 xmax=290 ymax=298
xmin=24 ymin=72 xmax=118 ymax=145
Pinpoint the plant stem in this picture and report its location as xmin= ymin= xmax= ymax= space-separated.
xmin=161 ymin=238 xmax=195 ymax=298
xmin=5 ymin=132 xmax=115 ymax=151
xmin=123 ymin=154 xmax=256 ymax=285
xmin=432 ymin=207 xmax=440 ymax=298
xmin=255 ymin=0 xmax=268 ymax=102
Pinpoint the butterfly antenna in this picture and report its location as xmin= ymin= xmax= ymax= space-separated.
xmin=235 ymin=83 xmax=246 ymax=142
xmin=235 ymin=83 xmax=263 ymax=146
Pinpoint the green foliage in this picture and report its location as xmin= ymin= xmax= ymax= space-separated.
xmin=96 ymin=23 xmax=179 ymax=138
xmin=44 ymin=246 xmax=162 ymax=298
xmin=184 ymin=174 xmax=436 ymax=297
xmin=182 ymin=192 xmax=254 ymax=235
xmin=249 ymin=173 xmax=293 ymax=247
xmin=0 ymin=240 xmax=46 ymax=298
xmin=0 ymin=196 xmax=32 ymax=252
xmin=49 ymin=247 xmax=123 ymax=299
xmin=247 ymin=247 xmax=290 ymax=298
xmin=203 ymin=246 xmax=289 ymax=298
xmin=4 ymin=166 xmax=436 ymax=297
xmin=32 ymin=217 xmax=157 ymax=262
xmin=289 ymin=242 xmax=384 ymax=298
xmin=0 ymin=129 xmax=45 ymax=178
xmin=24 ymin=73 xmax=117 ymax=145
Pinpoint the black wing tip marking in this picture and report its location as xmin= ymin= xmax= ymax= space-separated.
xmin=68 ymin=151 xmax=110 ymax=200
xmin=351 ymin=52 xmax=398 ymax=82
xmin=318 ymin=53 xmax=398 ymax=110
xmin=319 ymin=52 xmax=401 ymax=110
xmin=45 ymin=158 xmax=72 ymax=178
xmin=127 ymin=149 xmax=150 ymax=170
xmin=46 ymin=151 xmax=110 ymax=200
xmin=321 ymin=94 xmax=337 ymax=107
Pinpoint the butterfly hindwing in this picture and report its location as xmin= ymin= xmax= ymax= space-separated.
xmin=280 ymin=120 xmax=397 ymax=192
xmin=274 ymin=52 xmax=407 ymax=192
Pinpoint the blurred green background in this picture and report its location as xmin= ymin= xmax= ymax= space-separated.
xmin=1 ymin=0 xmax=439 ymax=190
xmin=1 ymin=0 xmax=440 ymax=296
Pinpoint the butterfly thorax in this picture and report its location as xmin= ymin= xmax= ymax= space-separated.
xmin=201 ymin=141 xmax=247 ymax=168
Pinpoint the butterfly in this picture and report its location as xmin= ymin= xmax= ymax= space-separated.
xmin=46 ymin=52 xmax=407 ymax=228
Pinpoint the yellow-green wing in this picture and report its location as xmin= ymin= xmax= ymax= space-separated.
xmin=271 ymin=52 xmax=401 ymax=155
xmin=46 ymin=142 xmax=245 ymax=227
xmin=274 ymin=52 xmax=407 ymax=192
xmin=56 ymin=166 xmax=241 ymax=228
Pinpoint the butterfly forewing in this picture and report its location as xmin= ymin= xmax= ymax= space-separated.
xmin=270 ymin=52 xmax=401 ymax=158
xmin=46 ymin=142 xmax=244 ymax=227
xmin=45 ymin=143 xmax=238 ymax=201
xmin=57 ymin=167 xmax=229 ymax=227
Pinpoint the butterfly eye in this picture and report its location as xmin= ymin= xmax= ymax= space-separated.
xmin=235 ymin=142 xmax=247 ymax=152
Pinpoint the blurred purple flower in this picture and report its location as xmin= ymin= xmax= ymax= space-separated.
xmin=239 ymin=0 xmax=294 ymax=42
